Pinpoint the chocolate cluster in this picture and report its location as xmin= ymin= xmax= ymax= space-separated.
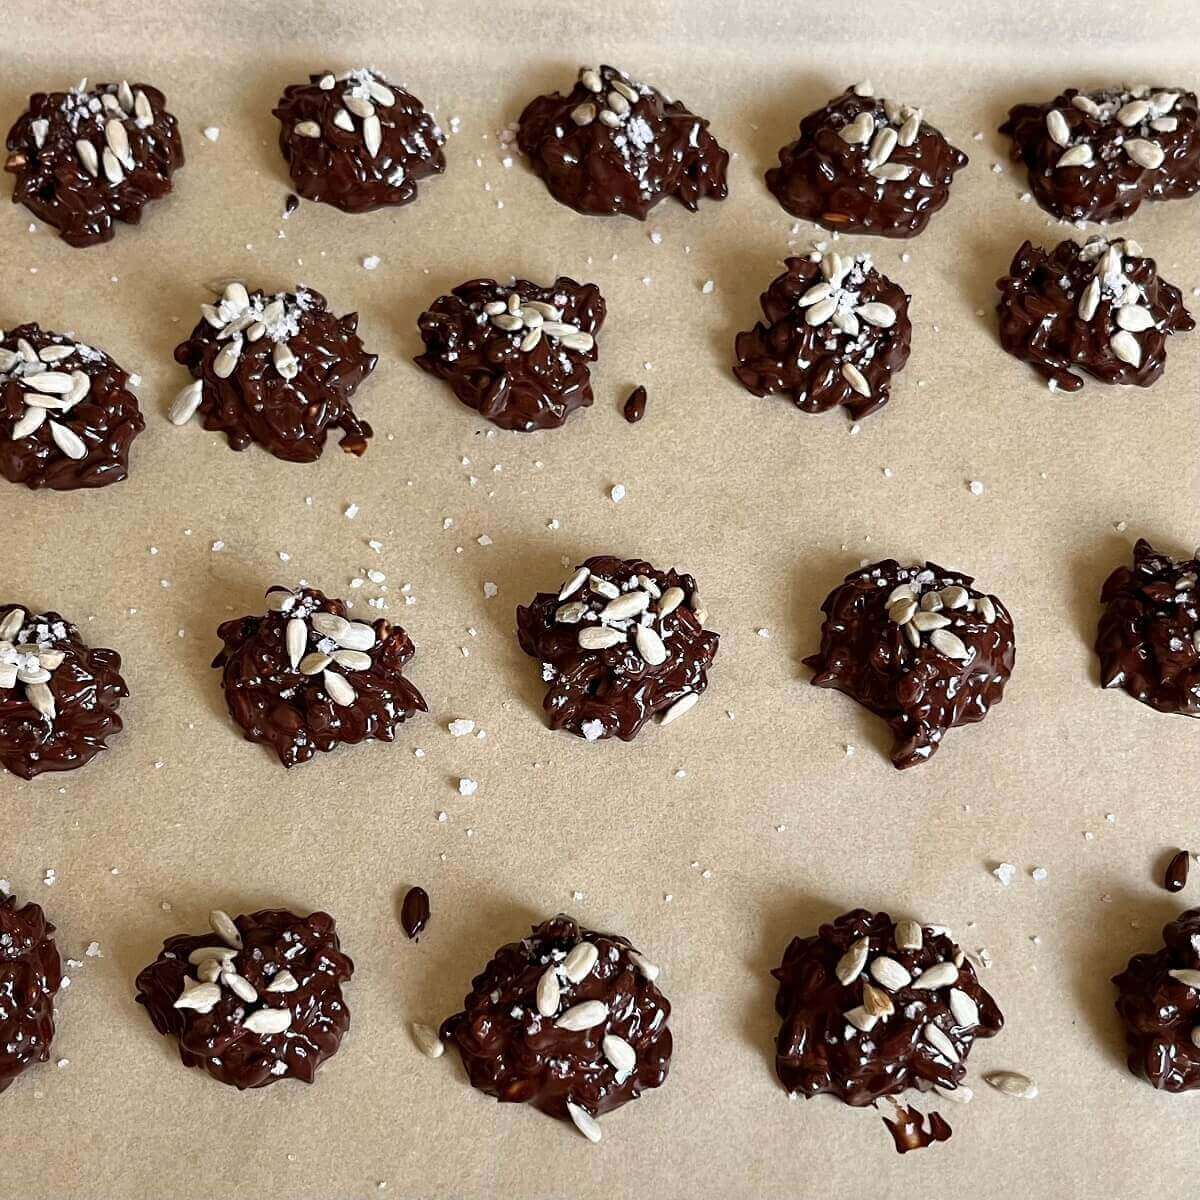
xmin=0 ymin=894 xmax=61 ymax=1093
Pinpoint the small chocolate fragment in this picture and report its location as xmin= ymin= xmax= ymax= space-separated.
xmin=401 ymin=886 xmax=429 ymax=940
xmin=212 ymin=585 xmax=426 ymax=768
xmin=1113 ymin=908 xmax=1200 ymax=1091
xmin=882 ymin=1103 xmax=952 ymax=1154
xmin=1 ymin=322 xmax=144 ymax=490
xmin=283 ymin=192 xmax=300 ymax=218
xmin=1165 ymin=851 xmax=1191 ymax=894
xmin=517 ymin=65 xmax=728 ymax=220
xmin=440 ymin=914 xmax=671 ymax=1138
xmin=5 ymin=77 xmax=184 ymax=247
xmin=734 ymin=251 xmax=912 ymax=420
xmin=996 ymin=237 xmax=1192 ymax=393
xmin=0 ymin=602 xmax=127 ymax=779
xmin=623 ymin=385 xmax=647 ymax=424
xmin=516 ymin=554 xmax=719 ymax=742
xmin=172 ymin=282 xmax=377 ymax=461
xmin=766 ymin=82 xmax=967 ymax=238
xmin=415 ymin=276 xmax=605 ymax=432
xmin=135 ymin=907 xmax=353 ymax=1089
xmin=272 ymin=69 xmax=445 ymax=213
xmin=773 ymin=909 xmax=1002 ymax=1106
xmin=0 ymin=893 xmax=61 ymax=1093
xmin=805 ymin=559 xmax=1015 ymax=768
xmin=1000 ymin=86 xmax=1200 ymax=223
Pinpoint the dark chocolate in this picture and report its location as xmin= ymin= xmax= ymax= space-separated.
xmin=272 ymin=69 xmax=445 ymax=214
xmin=5 ymin=78 xmax=183 ymax=248
xmin=516 ymin=555 xmax=718 ymax=742
xmin=212 ymin=585 xmax=426 ymax=769
xmin=135 ymin=908 xmax=353 ymax=1090
xmin=440 ymin=914 xmax=671 ymax=1137
xmin=0 ymin=603 xmax=126 ymax=780
xmin=415 ymin=276 xmax=605 ymax=432
xmin=0 ymin=322 xmax=144 ymax=491
xmin=401 ymin=886 xmax=429 ymax=940
xmin=773 ymin=909 xmax=1002 ymax=1106
xmin=1097 ymin=538 xmax=1200 ymax=717
xmin=1000 ymin=86 xmax=1200 ymax=223
xmin=766 ymin=83 xmax=966 ymax=238
xmin=882 ymin=1103 xmax=952 ymax=1154
xmin=1166 ymin=851 xmax=1191 ymax=894
xmin=172 ymin=282 xmax=377 ymax=461
xmin=996 ymin=236 xmax=1193 ymax=393
xmin=0 ymin=893 xmax=61 ymax=1093
xmin=516 ymin=64 xmax=728 ymax=220
xmin=805 ymin=559 xmax=1015 ymax=769
xmin=622 ymin=385 xmax=647 ymax=424
xmin=734 ymin=251 xmax=912 ymax=420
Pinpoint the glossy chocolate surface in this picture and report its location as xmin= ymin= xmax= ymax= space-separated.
xmin=1000 ymin=86 xmax=1200 ymax=223
xmin=5 ymin=79 xmax=183 ymax=248
xmin=0 ymin=894 xmax=61 ymax=1093
xmin=415 ymin=276 xmax=605 ymax=431
xmin=622 ymin=385 xmax=647 ymax=423
xmin=516 ymin=64 xmax=728 ymax=220
xmin=516 ymin=554 xmax=718 ymax=742
xmin=0 ymin=322 xmax=144 ymax=491
xmin=401 ymin=886 xmax=429 ymax=940
xmin=212 ymin=585 xmax=426 ymax=769
xmin=805 ymin=559 xmax=1015 ymax=769
xmin=882 ymin=1103 xmax=952 ymax=1153
xmin=766 ymin=84 xmax=966 ymax=238
xmin=773 ymin=909 xmax=1002 ymax=1106
xmin=173 ymin=283 xmax=377 ymax=462
xmin=0 ymin=602 xmax=126 ymax=780
xmin=1097 ymin=538 xmax=1200 ymax=717
xmin=996 ymin=236 xmax=1193 ymax=393
xmin=734 ymin=251 xmax=912 ymax=420
xmin=273 ymin=68 xmax=445 ymax=213
xmin=440 ymin=914 xmax=671 ymax=1124
xmin=135 ymin=908 xmax=353 ymax=1090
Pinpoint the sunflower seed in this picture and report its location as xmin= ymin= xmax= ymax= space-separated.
xmin=611 ymin=78 xmax=638 ymax=102
xmin=578 ymin=68 xmax=603 ymax=93
xmin=519 ymin=307 xmax=544 ymax=328
xmin=833 ymin=937 xmax=870 ymax=986
xmin=266 ymin=970 xmax=299 ymax=994
xmin=75 ymin=139 xmax=99 ymax=176
xmin=318 ymin=74 xmax=336 ymax=90
xmin=598 ymin=108 xmax=621 ymax=128
xmin=660 ymin=691 xmax=699 ymax=726
xmin=922 ymin=1021 xmax=960 ymax=1062
xmin=26 ymin=682 xmax=55 ymax=720
xmin=1169 ymin=968 xmax=1200 ymax=988
xmin=869 ymin=163 xmax=912 ymax=182
xmin=635 ymin=625 xmax=668 ymax=666
xmin=602 ymin=591 xmax=650 ymax=622
xmin=948 ymin=987 xmax=979 ymax=1028
xmin=567 ymin=1101 xmax=602 ymax=1143
xmin=1123 ymin=138 xmax=1164 ymax=169
xmin=169 ymin=380 xmax=203 ymax=425
xmin=23 ymin=371 xmax=73 ymax=395
xmin=343 ymin=96 xmax=375 ymax=119
xmin=115 ymin=79 xmax=134 ymax=113
xmin=555 ymin=601 xmax=586 ymax=625
xmin=844 ymin=1005 xmax=878 ymax=1033
xmin=242 ymin=1008 xmax=292 ymax=1035
xmin=335 ymin=622 xmax=376 ymax=651
xmin=983 ymin=1070 xmax=1037 ymax=1100
xmin=832 ymin=311 xmax=860 ymax=337
xmin=1151 ymin=116 xmax=1178 ymax=133
xmin=213 ymin=338 xmax=242 ymax=379
xmin=1072 ymin=94 xmax=1102 ymax=116
xmin=309 ymin=611 xmax=349 ymax=639
xmin=134 ymin=89 xmax=153 ymax=128
xmin=821 ymin=252 xmax=846 ymax=284
xmin=20 ymin=392 xmax=63 ymax=411
xmin=897 ymin=112 xmax=921 ymax=147
xmin=579 ymin=626 xmax=625 ymax=651
xmin=101 ymin=145 xmax=124 ymax=185
xmin=209 ymin=909 xmax=243 ymax=948
xmin=894 ymin=920 xmax=923 ymax=951
xmin=411 ymin=1022 xmax=444 ymax=1057
xmin=323 ymin=670 xmax=357 ymax=706
xmin=606 ymin=91 xmax=630 ymax=116
xmin=1077 ymin=276 xmax=1101 ymax=321
xmin=363 ymin=115 xmax=382 ymax=158
xmin=561 ymin=332 xmax=595 ymax=353
xmin=902 ymin=622 xmax=920 ymax=648
xmin=856 ymin=302 xmax=896 ymax=328
xmin=555 ymin=1000 xmax=608 ymax=1031
xmin=196 ymin=958 xmax=222 ymax=983
xmin=367 ymin=80 xmax=395 ymax=107
xmin=1115 ymin=305 xmax=1155 ymax=332
xmin=888 ymin=597 xmax=917 ymax=626
xmin=525 ymin=300 xmax=562 ymax=320
xmin=588 ymin=575 xmax=616 ymax=600
xmin=868 ymin=126 xmax=897 ymax=167
xmin=912 ymin=611 xmax=951 ymax=632
xmin=940 ymin=585 xmax=969 ymax=609
xmin=0 ymin=609 xmax=25 ymax=640
xmin=629 ymin=951 xmax=660 ymax=981
xmin=1055 ymin=143 xmax=1093 ymax=169
xmin=1152 ymin=91 xmax=1179 ymax=113
xmin=173 ymin=979 xmax=221 ymax=1012
xmin=930 ymin=628 xmax=971 ymax=662
xmin=838 ymin=111 xmax=874 ymax=145
xmin=1117 ymin=100 xmax=1151 ymax=127
xmin=220 ymin=971 xmax=258 ymax=1003
xmin=934 ymin=1082 xmax=973 ymax=1103
xmin=31 ymin=117 xmax=49 ymax=149
xmin=299 ymin=652 xmax=332 ymax=675
xmin=870 ymin=956 xmax=912 ymax=991
xmin=64 ymin=371 xmax=90 ymax=409
xmin=273 ymin=341 xmax=300 ymax=380
xmin=266 ymin=588 xmax=295 ymax=611
xmin=1046 ymin=109 xmax=1071 ymax=146
xmin=333 ymin=109 xmax=355 ymax=132
xmin=332 ymin=649 xmax=372 ymax=672
xmin=187 ymin=945 xmax=238 ymax=967
xmin=657 ymin=587 xmax=685 ymax=618
xmin=294 ymin=120 xmax=322 ymax=138
xmin=976 ymin=596 xmax=997 ymax=625
xmin=536 ymin=966 xmax=562 ymax=1016
xmin=1110 ymin=330 xmax=1142 ymax=367
xmin=285 ymin=617 xmax=307 ymax=669
xmin=602 ymin=1034 xmax=636 ymax=1076
xmin=47 ymin=421 xmax=86 ymax=460
xmin=570 ymin=101 xmax=598 ymax=127
xmin=517 ymin=326 xmax=542 ymax=353
xmin=868 ymin=983 xmax=898 ymax=1020
xmin=912 ymin=962 xmax=958 ymax=990
xmin=105 ymin=118 xmax=133 ymax=168
xmin=17 ymin=665 xmax=49 ymax=685
xmin=563 ymin=941 xmax=599 ymax=983
xmin=491 ymin=313 xmax=523 ymax=332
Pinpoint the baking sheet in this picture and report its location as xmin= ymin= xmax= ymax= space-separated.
xmin=5 ymin=1 xmax=1200 ymax=1196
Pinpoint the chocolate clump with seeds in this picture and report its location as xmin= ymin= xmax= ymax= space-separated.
xmin=766 ymin=82 xmax=966 ymax=237
xmin=135 ymin=907 xmax=353 ymax=1090
xmin=0 ymin=893 xmax=61 ymax=1094
xmin=272 ymin=68 xmax=444 ymax=213
xmin=516 ymin=555 xmax=718 ymax=742
xmin=415 ymin=276 xmax=605 ymax=431
xmin=1000 ymin=86 xmax=1200 ymax=223
xmin=213 ymin=585 xmax=426 ymax=769
xmin=1113 ymin=908 xmax=1200 ymax=1092
xmin=773 ymin=909 xmax=1002 ymax=1107
xmin=440 ymin=914 xmax=671 ymax=1142
xmin=0 ymin=602 xmax=127 ymax=780
xmin=1096 ymin=538 xmax=1200 ymax=718
xmin=0 ymin=322 xmax=144 ymax=490
xmin=172 ymin=282 xmax=377 ymax=461
xmin=516 ymin=64 xmax=728 ymax=220
xmin=5 ymin=77 xmax=183 ymax=247
xmin=996 ymin=236 xmax=1192 ymax=393
xmin=734 ymin=251 xmax=912 ymax=420
xmin=805 ymin=559 xmax=1015 ymax=769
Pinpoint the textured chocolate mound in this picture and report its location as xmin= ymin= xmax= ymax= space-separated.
xmin=0 ymin=322 xmax=144 ymax=491
xmin=5 ymin=78 xmax=183 ymax=247
xmin=804 ymin=559 xmax=1015 ymax=769
xmin=135 ymin=908 xmax=353 ymax=1090
xmin=0 ymin=603 xmax=126 ymax=779
xmin=774 ymin=909 xmax=1002 ymax=1105
xmin=996 ymin=236 xmax=1193 ymax=393
xmin=517 ymin=64 xmax=728 ymax=220
xmin=516 ymin=555 xmax=718 ymax=742
xmin=734 ymin=251 xmax=912 ymax=420
xmin=273 ymin=68 xmax=445 ymax=213
xmin=766 ymin=83 xmax=966 ymax=238
xmin=440 ymin=914 xmax=671 ymax=1137
xmin=415 ymin=276 xmax=605 ymax=431
xmin=172 ymin=282 xmax=377 ymax=461
xmin=0 ymin=894 xmax=61 ymax=1093
xmin=212 ymin=585 xmax=426 ymax=768
xmin=1000 ymin=86 xmax=1200 ymax=223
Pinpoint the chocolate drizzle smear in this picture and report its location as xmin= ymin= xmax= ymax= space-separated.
xmin=0 ymin=893 xmax=61 ymax=1093
xmin=882 ymin=1102 xmax=953 ymax=1154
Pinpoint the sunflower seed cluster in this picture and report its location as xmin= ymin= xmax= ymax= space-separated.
xmin=1 ymin=334 xmax=100 ymax=457
xmin=882 ymin=567 xmax=997 ymax=663
xmin=1075 ymin=237 xmax=1157 ymax=369
xmin=1049 ymin=87 xmax=1180 ymax=172
xmin=570 ymin=66 xmax=643 ymax=132
xmin=295 ymin=67 xmax=400 ymax=163
xmin=54 ymin=78 xmax=154 ymax=188
xmin=171 ymin=909 xmax=298 ymax=1036
xmin=479 ymin=290 xmax=594 ymax=354
xmin=0 ymin=607 xmax=67 ymax=724
xmin=838 ymin=82 xmax=927 ymax=183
